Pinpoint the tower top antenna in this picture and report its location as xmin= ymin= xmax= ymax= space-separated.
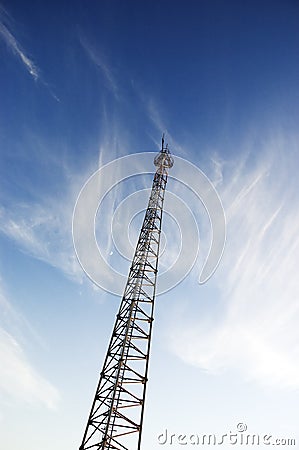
xmin=154 ymin=134 xmax=174 ymax=169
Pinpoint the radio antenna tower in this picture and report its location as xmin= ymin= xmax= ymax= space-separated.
xmin=79 ymin=137 xmax=174 ymax=450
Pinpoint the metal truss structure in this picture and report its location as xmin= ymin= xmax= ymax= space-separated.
xmin=79 ymin=138 xmax=174 ymax=450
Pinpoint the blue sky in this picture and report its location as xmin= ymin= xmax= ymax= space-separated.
xmin=0 ymin=1 xmax=299 ymax=449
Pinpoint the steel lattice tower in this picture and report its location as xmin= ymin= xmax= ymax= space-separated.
xmin=79 ymin=137 xmax=174 ymax=450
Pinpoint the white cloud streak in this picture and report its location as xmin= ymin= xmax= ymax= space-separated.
xmin=0 ymin=136 xmax=125 ymax=289
xmin=0 ymin=328 xmax=59 ymax=408
xmin=168 ymin=130 xmax=299 ymax=390
xmin=0 ymin=196 xmax=82 ymax=283
xmin=142 ymin=96 xmax=190 ymax=158
xmin=0 ymin=21 xmax=39 ymax=80
xmin=0 ymin=284 xmax=59 ymax=408
xmin=0 ymin=8 xmax=60 ymax=101
xmin=79 ymin=35 xmax=119 ymax=98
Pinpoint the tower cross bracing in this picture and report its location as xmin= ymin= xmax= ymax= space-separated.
xmin=79 ymin=138 xmax=174 ymax=450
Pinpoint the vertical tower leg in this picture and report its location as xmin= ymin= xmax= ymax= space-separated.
xmin=79 ymin=139 xmax=174 ymax=450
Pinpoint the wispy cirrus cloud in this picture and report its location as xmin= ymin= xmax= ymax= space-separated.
xmin=0 ymin=328 xmax=59 ymax=409
xmin=168 ymin=130 xmax=299 ymax=390
xmin=79 ymin=35 xmax=119 ymax=98
xmin=0 ymin=283 xmax=59 ymax=409
xmin=0 ymin=19 xmax=39 ymax=81
xmin=0 ymin=135 xmax=121 ymax=287
xmin=0 ymin=6 xmax=60 ymax=100
xmin=135 ymin=93 xmax=189 ymax=158
xmin=0 ymin=197 xmax=82 ymax=283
